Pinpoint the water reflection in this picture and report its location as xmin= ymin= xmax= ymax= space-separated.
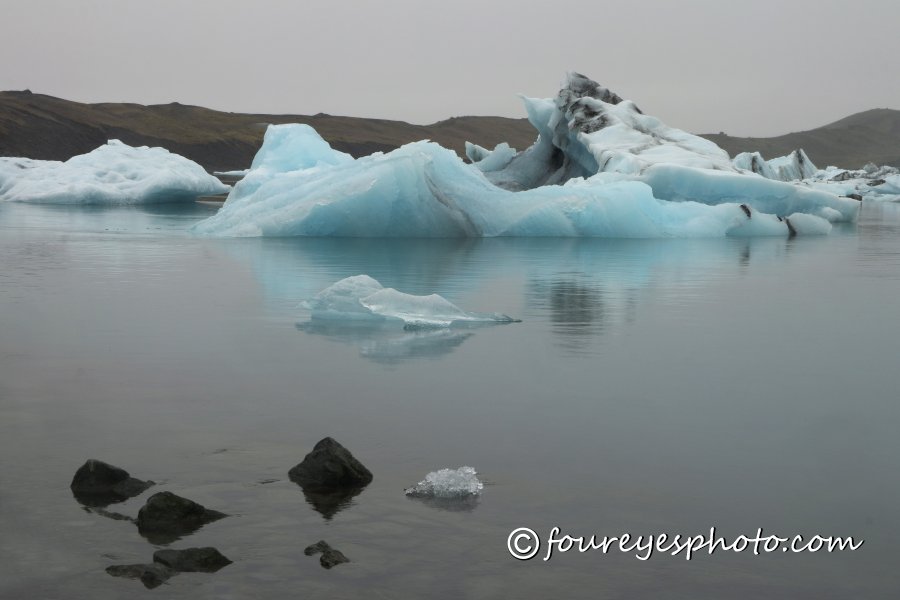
xmin=297 ymin=321 xmax=475 ymax=364
xmin=217 ymin=234 xmax=808 ymax=359
xmin=218 ymin=237 xmax=483 ymax=305
xmin=296 ymin=485 xmax=367 ymax=520
xmin=0 ymin=201 xmax=217 ymax=235
xmin=405 ymin=494 xmax=480 ymax=513
xmin=527 ymin=276 xmax=609 ymax=353
xmin=854 ymin=202 xmax=900 ymax=280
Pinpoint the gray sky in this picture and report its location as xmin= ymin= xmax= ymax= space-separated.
xmin=3 ymin=0 xmax=899 ymax=137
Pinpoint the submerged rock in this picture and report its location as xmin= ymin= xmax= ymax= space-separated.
xmin=152 ymin=547 xmax=232 ymax=572
xmin=304 ymin=540 xmax=350 ymax=569
xmin=105 ymin=563 xmax=176 ymax=589
xmin=288 ymin=437 xmax=373 ymax=489
xmin=136 ymin=491 xmax=227 ymax=542
xmin=70 ymin=459 xmax=154 ymax=507
xmin=106 ymin=547 xmax=231 ymax=588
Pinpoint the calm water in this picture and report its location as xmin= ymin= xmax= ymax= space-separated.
xmin=1 ymin=201 xmax=899 ymax=599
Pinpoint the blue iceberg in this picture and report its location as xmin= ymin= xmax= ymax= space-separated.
xmin=194 ymin=73 xmax=859 ymax=238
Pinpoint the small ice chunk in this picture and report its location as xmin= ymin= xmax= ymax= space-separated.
xmin=404 ymin=466 xmax=483 ymax=498
xmin=465 ymin=142 xmax=517 ymax=172
xmin=303 ymin=275 xmax=519 ymax=328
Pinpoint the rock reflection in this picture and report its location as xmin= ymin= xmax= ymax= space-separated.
xmin=297 ymin=485 xmax=367 ymax=520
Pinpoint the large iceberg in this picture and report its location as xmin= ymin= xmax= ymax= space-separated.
xmin=0 ymin=140 xmax=229 ymax=204
xmin=303 ymin=275 xmax=518 ymax=328
xmin=194 ymin=73 xmax=859 ymax=238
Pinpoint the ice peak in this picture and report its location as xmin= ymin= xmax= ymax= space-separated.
xmin=559 ymin=72 xmax=625 ymax=107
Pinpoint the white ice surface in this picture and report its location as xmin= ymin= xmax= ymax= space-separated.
xmin=806 ymin=164 xmax=900 ymax=202
xmin=404 ymin=466 xmax=483 ymax=498
xmin=0 ymin=140 xmax=229 ymax=204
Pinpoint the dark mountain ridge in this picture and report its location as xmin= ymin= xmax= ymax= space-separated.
xmin=702 ymin=108 xmax=900 ymax=169
xmin=1 ymin=90 xmax=897 ymax=172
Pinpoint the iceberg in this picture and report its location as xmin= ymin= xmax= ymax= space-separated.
xmin=733 ymin=149 xmax=818 ymax=182
xmin=806 ymin=163 xmax=900 ymax=202
xmin=0 ymin=140 xmax=229 ymax=204
xmin=303 ymin=275 xmax=519 ymax=328
xmin=194 ymin=73 xmax=859 ymax=238
xmin=465 ymin=141 xmax=518 ymax=172
xmin=732 ymin=149 xmax=899 ymax=202
xmin=404 ymin=466 xmax=483 ymax=498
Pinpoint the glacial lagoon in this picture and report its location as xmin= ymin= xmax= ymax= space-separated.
xmin=1 ymin=200 xmax=899 ymax=598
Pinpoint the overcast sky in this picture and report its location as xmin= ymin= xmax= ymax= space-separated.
xmin=3 ymin=0 xmax=899 ymax=137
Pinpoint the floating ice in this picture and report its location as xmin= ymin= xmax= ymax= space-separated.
xmin=404 ymin=466 xmax=483 ymax=498
xmin=0 ymin=140 xmax=229 ymax=204
xmin=733 ymin=149 xmax=818 ymax=182
xmin=303 ymin=275 xmax=519 ymax=328
xmin=732 ymin=150 xmax=899 ymax=202
xmin=193 ymin=73 xmax=858 ymax=238
xmin=805 ymin=163 xmax=900 ymax=202
xmin=767 ymin=149 xmax=819 ymax=181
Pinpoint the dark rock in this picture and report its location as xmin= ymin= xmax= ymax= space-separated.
xmin=320 ymin=549 xmax=349 ymax=569
xmin=288 ymin=437 xmax=373 ymax=489
xmin=70 ymin=459 xmax=154 ymax=507
xmin=303 ymin=540 xmax=332 ymax=556
xmin=845 ymin=193 xmax=864 ymax=201
xmin=304 ymin=540 xmax=350 ymax=569
xmin=136 ymin=491 xmax=227 ymax=542
xmin=153 ymin=547 xmax=232 ymax=572
xmin=866 ymin=179 xmax=886 ymax=186
xmin=106 ymin=563 xmax=176 ymax=589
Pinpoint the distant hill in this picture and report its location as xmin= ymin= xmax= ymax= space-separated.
xmin=1 ymin=90 xmax=897 ymax=171
xmin=0 ymin=90 xmax=537 ymax=172
xmin=700 ymin=108 xmax=900 ymax=169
